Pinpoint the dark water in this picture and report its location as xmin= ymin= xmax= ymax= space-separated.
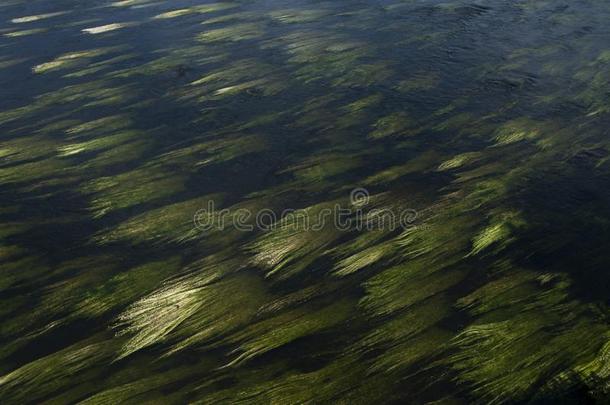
xmin=2 ymin=0 xmax=610 ymax=403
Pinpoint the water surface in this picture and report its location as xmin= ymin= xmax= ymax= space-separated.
xmin=2 ymin=0 xmax=610 ymax=403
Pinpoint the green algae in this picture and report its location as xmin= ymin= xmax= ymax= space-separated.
xmin=248 ymin=202 xmax=343 ymax=279
xmin=153 ymin=3 xmax=238 ymax=20
xmin=83 ymin=167 xmax=187 ymax=217
xmin=2 ymin=0 xmax=610 ymax=403
xmin=198 ymin=23 xmax=264 ymax=43
xmin=225 ymin=298 xmax=353 ymax=367
xmin=96 ymin=194 xmax=225 ymax=245
xmin=115 ymin=271 xmax=268 ymax=359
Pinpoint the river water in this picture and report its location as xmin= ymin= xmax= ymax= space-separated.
xmin=2 ymin=0 xmax=610 ymax=403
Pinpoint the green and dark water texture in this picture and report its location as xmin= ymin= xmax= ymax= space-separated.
xmin=2 ymin=0 xmax=610 ymax=403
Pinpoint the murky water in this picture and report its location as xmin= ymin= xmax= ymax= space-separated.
xmin=2 ymin=0 xmax=610 ymax=403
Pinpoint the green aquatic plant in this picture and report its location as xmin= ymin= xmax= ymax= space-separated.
xmin=269 ymin=9 xmax=330 ymax=24
xmin=115 ymin=270 xmax=267 ymax=359
xmin=355 ymin=294 xmax=452 ymax=353
xmin=370 ymin=112 xmax=417 ymax=139
xmin=248 ymin=201 xmax=343 ymax=279
xmin=3 ymin=28 xmax=47 ymax=38
xmin=469 ymin=211 xmax=525 ymax=256
xmin=76 ymin=257 xmax=182 ymax=318
xmin=0 ymin=254 xmax=49 ymax=292
xmin=437 ymin=152 xmax=482 ymax=171
xmin=0 ymin=157 xmax=71 ymax=184
xmin=198 ymin=23 xmax=264 ymax=42
xmin=10 ymin=11 xmax=69 ymax=23
xmin=0 ymin=135 xmax=59 ymax=163
xmin=493 ymin=118 xmax=546 ymax=145
xmin=0 ymin=56 xmax=27 ymax=69
xmin=201 ymin=354 xmax=390 ymax=403
xmin=333 ymin=240 xmax=399 ymax=277
xmin=58 ymin=130 xmax=142 ymax=157
xmin=3 ymin=0 xmax=610 ymax=403
xmin=361 ymin=259 xmax=469 ymax=316
xmin=342 ymin=93 xmax=384 ymax=113
xmin=332 ymin=61 xmax=394 ymax=88
xmin=0 ymin=256 xmax=119 ymax=344
xmin=396 ymin=72 xmax=440 ymax=92
xmin=82 ymin=23 xmax=136 ymax=35
xmin=153 ymin=3 xmax=238 ymax=20
xmin=32 ymin=48 xmax=119 ymax=74
xmin=80 ymin=138 xmax=152 ymax=170
xmin=224 ymin=298 xmax=354 ymax=367
xmin=96 ymin=194 xmax=225 ymax=245
xmin=449 ymin=311 xmax=607 ymax=402
xmin=151 ymin=134 xmax=268 ymax=169
xmin=369 ymin=327 xmax=453 ymax=374
xmin=364 ymin=150 xmax=443 ymax=184
xmin=285 ymin=153 xmax=362 ymax=183
xmin=0 ymin=341 xmax=117 ymax=403
xmin=83 ymin=167 xmax=187 ymax=217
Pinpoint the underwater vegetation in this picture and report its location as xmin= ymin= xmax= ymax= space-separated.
xmin=3 ymin=0 xmax=610 ymax=403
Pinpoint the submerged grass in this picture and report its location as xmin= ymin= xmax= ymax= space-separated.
xmin=2 ymin=0 xmax=610 ymax=403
